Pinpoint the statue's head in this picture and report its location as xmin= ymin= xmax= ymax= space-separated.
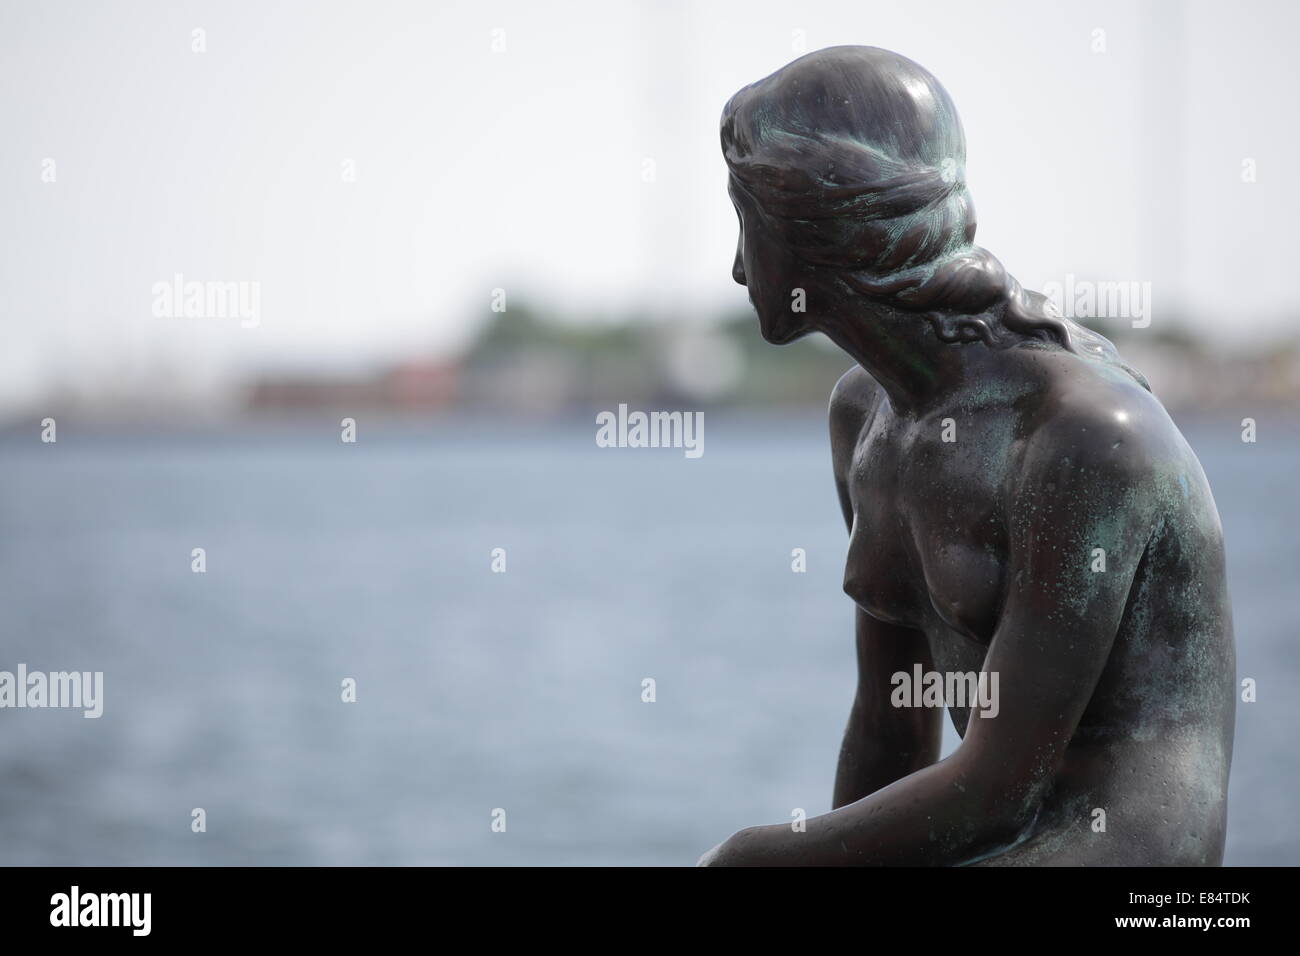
xmin=721 ymin=45 xmax=1139 ymax=375
xmin=722 ymin=45 xmax=980 ymax=343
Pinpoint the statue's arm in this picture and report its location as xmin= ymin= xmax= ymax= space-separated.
xmin=705 ymin=404 xmax=1158 ymax=865
xmin=833 ymin=609 xmax=942 ymax=808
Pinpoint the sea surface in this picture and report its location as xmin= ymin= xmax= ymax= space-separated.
xmin=0 ymin=414 xmax=1296 ymax=865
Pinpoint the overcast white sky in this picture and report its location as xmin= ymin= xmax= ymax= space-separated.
xmin=2 ymin=0 xmax=1297 ymax=414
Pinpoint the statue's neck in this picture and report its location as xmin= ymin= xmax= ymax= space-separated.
xmin=817 ymin=304 xmax=997 ymax=417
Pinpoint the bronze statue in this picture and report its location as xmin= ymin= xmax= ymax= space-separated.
xmin=701 ymin=46 xmax=1235 ymax=866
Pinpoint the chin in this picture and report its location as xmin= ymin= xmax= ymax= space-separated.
xmin=758 ymin=314 xmax=812 ymax=345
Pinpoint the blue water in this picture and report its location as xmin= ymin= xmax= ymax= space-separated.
xmin=0 ymin=415 xmax=1296 ymax=865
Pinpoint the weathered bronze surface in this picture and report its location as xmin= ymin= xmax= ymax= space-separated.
xmin=703 ymin=46 xmax=1235 ymax=866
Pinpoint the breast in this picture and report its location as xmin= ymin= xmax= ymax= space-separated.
xmin=913 ymin=536 xmax=1005 ymax=644
xmin=842 ymin=511 xmax=927 ymax=626
xmin=840 ymin=403 xmax=1007 ymax=639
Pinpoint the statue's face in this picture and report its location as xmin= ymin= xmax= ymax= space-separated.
xmin=728 ymin=177 xmax=815 ymax=345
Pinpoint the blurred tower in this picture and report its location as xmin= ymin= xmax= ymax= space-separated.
xmin=1138 ymin=0 xmax=1188 ymax=326
xmin=639 ymin=0 xmax=697 ymax=325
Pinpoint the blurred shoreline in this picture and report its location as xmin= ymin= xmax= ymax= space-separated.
xmin=8 ymin=308 xmax=1300 ymax=430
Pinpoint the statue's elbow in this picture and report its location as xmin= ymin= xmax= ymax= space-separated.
xmin=960 ymin=770 xmax=1044 ymax=849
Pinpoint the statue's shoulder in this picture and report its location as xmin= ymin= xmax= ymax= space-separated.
xmin=828 ymin=365 xmax=882 ymax=472
xmin=1021 ymin=357 xmax=1173 ymax=483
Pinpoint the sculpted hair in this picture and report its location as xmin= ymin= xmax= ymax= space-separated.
xmin=721 ymin=45 xmax=1148 ymax=388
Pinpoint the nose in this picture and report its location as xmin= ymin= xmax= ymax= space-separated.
xmin=732 ymin=242 xmax=746 ymax=286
